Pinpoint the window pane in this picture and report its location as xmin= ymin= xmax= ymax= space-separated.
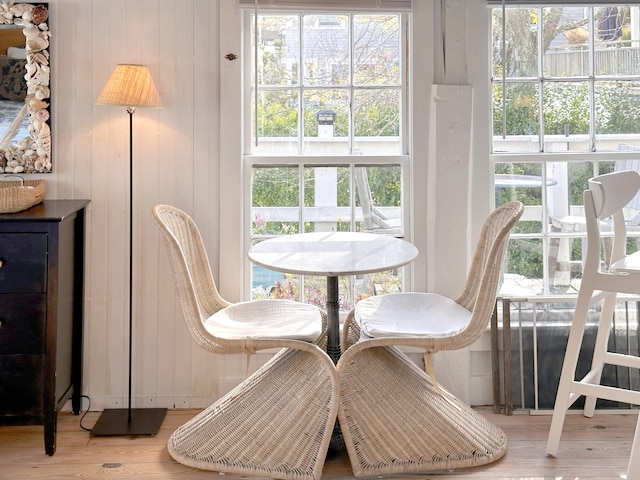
xmin=303 ymin=89 xmax=349 ymax=155
xmin=493 ymin=81 xmax=539 ymax=153
xmin=542 ymin=7 xmax=589 ymax=78
xmin=495 ymin=162 xmax=544 ymax=234
xmin=543 ymin=82 xmax=590 ymax=152
xmin=251 ymin=240 xmax=287 ymax=298
xmin=547 ymin=236 xmax=584 ymax=290
xmin=302 ymin=165 xmax=351 ymax=232
xmin=354 ymin=88 xmax=401 ymax=155
xmin=256 ymin=15 xmax=299 ymax=87
xmin=253 ymin=89 xmax=300 ymax=155
xmin=270 ymin=272 xmax=302 ymax=302
xmin=252 ymin=12 xmax=404 ymax=154
xmin=257 ymin=89 xmax=299 ymax=138
xmin=353 ymin=14 xmax=400 ymax=86
xmin=594 ymin=81 xmax=640 ymax=150
xmin=303 ymin=275 xmax=329 ymax=308
xmin=501 ymin=238 xmax=544 ymax=296
xmin=492 ymin=7 xmax=538 ymax=78
xmin=547 ymin=161 xmax=594 ymax=291
xmin=595 ymin=6 xmax=631 ymax=75
xmin=252 ymin=166 xmax=300 ymax=236
xmin=302 ymin=14 xmax=349 ymax=86
xmin=355 ymin=165 xmax=402 ymax=235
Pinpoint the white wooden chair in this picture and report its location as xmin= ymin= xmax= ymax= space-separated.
xmin=549 ymin=146 xmax=640 ymax=285
xmin=546 ymin=170 xmax=640 ymax=480
xmin=337 ymin=200 xmax=523 ymax=477
xmin=151 ymin=204 xmax=338 ymax=480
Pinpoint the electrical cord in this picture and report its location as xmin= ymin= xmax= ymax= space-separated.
xmin=77 ymin=394 xmax=93 ymax=432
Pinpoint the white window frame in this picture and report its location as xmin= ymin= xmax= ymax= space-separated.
xmin=489 ymin=3 xmax=640 ymax=296
xmin=240 ymin=8 xmax=413 ymax=302
xmin=219 ymin=2 xmax=434 ymax=302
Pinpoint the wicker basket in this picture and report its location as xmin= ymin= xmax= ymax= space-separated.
xmin=0 ymin=179 xmax=46 ymax=213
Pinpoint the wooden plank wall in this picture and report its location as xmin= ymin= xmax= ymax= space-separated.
xmin=45 ymin=0 xmax=272 ymax=411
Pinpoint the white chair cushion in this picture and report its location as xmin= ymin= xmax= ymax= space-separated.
xmin=355 ymin=292 xmax=472 ymax=338
xmin=205 ymin=299 xmax=322 ymax=342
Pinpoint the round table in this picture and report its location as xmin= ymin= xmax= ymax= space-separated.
xmin=248 ymin=231 xmax=419 ymax=363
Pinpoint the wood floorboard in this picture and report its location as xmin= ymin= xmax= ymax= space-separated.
xmin=0 ymin=408 xmax=635 ymax=479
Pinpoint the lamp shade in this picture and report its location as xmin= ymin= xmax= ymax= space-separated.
xmin=97 ymin=64 xmax=161 ymax=107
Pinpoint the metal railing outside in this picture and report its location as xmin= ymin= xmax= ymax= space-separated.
xmin=492 ymin=294 xmax=640 ymax=415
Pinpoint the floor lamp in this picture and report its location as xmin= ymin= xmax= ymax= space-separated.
xmin=91 ymin=64 xmax=166 ymax=436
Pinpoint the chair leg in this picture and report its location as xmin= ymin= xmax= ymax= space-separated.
xmin=168 ymin=347 xmax=339 ymax=480
xmin=338 ymin=345 xmax=507 ymax=477
xmin=583 ymin=292 xmax=617 ymax=417
xmin=546 ymin=288 xmax=593 ymax=456
xmin=627 ymin=413 xmax=640 ymax=480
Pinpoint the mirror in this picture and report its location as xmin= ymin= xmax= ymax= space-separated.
xmin=0 ymin=3 xmax=50 ymax=174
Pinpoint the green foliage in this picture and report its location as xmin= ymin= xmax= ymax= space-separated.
xmin=506 ymin=239 xmax=544 ymax=280
xmin=595 ymin=83 xmax=640 ymax=134
xmin=365 ymin=166 xmax=400 ymax=207
xmin=252 ymin=165 xmax=401 ymax=236
xmin=544 ymin=83 xmax=589 ymax=135
xmin=257 ymin=92 xmax=299 ymax=137
xmin=494 ymin=81 xmax=640 ymax=137
xmin=493 ymin=83 xmax=539 ymax=136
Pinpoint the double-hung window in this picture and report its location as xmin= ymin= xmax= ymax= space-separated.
xmin=240 ymin=2 xmax=412 ymax=308
xmin=490 ymin=2 xmax=640 ymax=296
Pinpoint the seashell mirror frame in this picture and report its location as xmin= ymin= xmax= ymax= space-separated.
xmin=0 ymin=2 xmax=50 ymax=174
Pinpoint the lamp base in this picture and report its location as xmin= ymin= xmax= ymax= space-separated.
xmin=90 ymin=408 xmax=167 ymax=436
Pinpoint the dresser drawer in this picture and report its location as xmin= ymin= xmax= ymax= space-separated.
xmin=0 ymin=354 xmax=44 ymax=417
xmin=0 ymin=233 xmax=47 ymax=293
xmin=0 ymin=294 xmax=46 ymax=354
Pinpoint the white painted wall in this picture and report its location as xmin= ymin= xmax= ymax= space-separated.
xmin=42 ymin=0 xmax=492 ymax=410
xmin=48 ymin=0 xmax=235 ymax=410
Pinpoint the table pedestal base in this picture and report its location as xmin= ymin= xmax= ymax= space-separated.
xmin=329 ymin=422 xmax=345 ymax=453
xmin=326 ymin=276 xmax=341 ymax=364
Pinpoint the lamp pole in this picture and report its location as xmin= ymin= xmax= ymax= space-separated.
xmin=92 ymin=65 xmax=166 ymax=436
xmin=127 ymin=106 xmax=134 ymax=424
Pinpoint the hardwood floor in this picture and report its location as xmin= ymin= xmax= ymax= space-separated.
xmin=0 ymin=408 xmax=635 ymax=479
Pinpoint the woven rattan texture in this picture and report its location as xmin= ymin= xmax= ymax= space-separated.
xmin=151 ymin=204 xmax=327 ymax=354
xmin=337 ymin=346 xmax=507 ymax=477
xmin=341 ymin=201 xmax=524 ymax=352
xmin=151 ymin=204 xmax=335 ymax=479
xmin=168 ymin=346 xmax=339 ymax=480
xmin=336 ymin=201 xmax=523 ymax=476
xmin=0 ymin=179 xmax=45 ymax=213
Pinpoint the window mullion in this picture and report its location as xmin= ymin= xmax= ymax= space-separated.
xmin=588 ymin=7 xmax=596 ymax=152
xmin=298 ymin=13 xmax=304 ymax=155
xmin=349 ymin=14 xmax=355 ymax=155
xmin=537 ymin=7 xmax=544 ymax=153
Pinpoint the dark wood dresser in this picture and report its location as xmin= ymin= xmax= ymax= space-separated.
xmin=0 ymin=199 xmax=89 ymax=455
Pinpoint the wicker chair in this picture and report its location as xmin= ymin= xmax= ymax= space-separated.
xmin=151 ymin=204 xmax=338 ymax=480
xmin=337 ymin=200 xmax=523 ymax=477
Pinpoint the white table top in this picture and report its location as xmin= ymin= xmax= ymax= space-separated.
xmin=248 ymin=231 xmax=418 ymax=277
